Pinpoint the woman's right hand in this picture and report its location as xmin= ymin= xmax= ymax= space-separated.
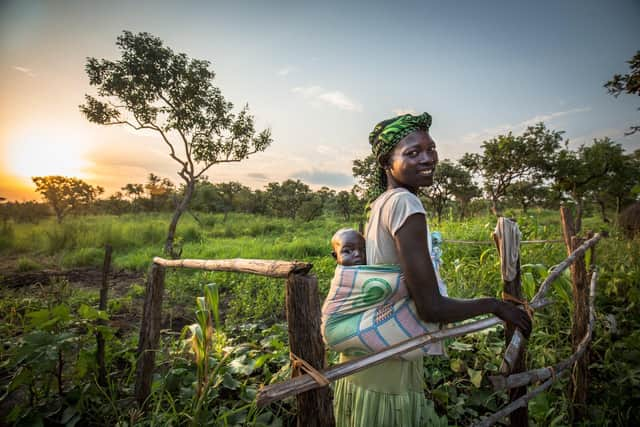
xmin=493 ymin=300 xmax=532 ymax=338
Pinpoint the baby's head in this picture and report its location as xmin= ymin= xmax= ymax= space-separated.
xmin=331 ymin=228 xmax=366 ymax=266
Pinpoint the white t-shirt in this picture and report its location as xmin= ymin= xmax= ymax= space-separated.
xmin=366 ymin=188 xmax=448 ymax=296
xmin=365 ymin=188 xmax=426 ymax=265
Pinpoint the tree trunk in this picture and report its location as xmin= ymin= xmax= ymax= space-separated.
xmin=596 ymin=198 xmax=609 ymax=223
xmin=490 ymin=197 xmax=501 ymax=217
xmin=459 ymin=201 xmax=468 ymax=220
xmin=164 ymin=180 xmax=195 ymax=258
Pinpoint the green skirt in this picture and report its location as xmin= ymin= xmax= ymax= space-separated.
xmin=333 ymin=356 xmax=447 ymax=427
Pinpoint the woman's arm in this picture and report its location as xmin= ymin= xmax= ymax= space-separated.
xmin=395 ymin=213 xmax=532 ymax=335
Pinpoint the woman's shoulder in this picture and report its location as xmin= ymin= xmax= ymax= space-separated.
xmin=373 ymin=188 xmax=423 ymax=210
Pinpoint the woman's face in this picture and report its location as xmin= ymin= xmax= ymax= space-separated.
xmin=385 ymin=130 xmax=438 ymax=193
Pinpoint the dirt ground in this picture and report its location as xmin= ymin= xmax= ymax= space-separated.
xmin=0 ymin=256 xmax=198 ymax=334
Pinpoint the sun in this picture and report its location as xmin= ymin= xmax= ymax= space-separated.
xmin=4 ymin=127 xmax=91 ymax=179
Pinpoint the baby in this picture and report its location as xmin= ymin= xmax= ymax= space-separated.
xmin=330 ymin=228 xmax=366 ymax=266
xmin=323 ymin=227 xmax=445 ymax=360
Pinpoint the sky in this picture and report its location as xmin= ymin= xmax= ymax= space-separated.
xmin=1 ymin=0 xmax=639 ymax=201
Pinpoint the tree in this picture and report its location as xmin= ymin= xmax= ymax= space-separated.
xmin=505 ymin=182 xmax=550 ymax=214
xmin=80 ymin=31 xmax=272 ymax=256
xmin=32 ymin=176 xmax=103 ymax=223
xmin=352 ymin=154 xmax=378 ymax=199
xmin=586 ymin=145 xmax=640 ymax=220
xmin=212 ymin=181 xmax=250 ymax=221
xmin=605 ymin=50 xmax=640 ymax=135
xmin=144 ymin=173 xmax=175 ymax=211
xmin=460 ymin=123 xmax=563 ymax=216
xmin=422 ymin=159 xmax=480 ymax=222
xmin=121 ymin=183 xmax=144 ymax=201
xmin=553 ymin=138 xmax=628 ymax=232
xmin=264 ymin=180 xmax=311 ymax=219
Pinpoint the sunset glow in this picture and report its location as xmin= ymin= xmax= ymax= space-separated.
xmin=0 ymin=0 xmax=638 ymax=202
xmin=4 ymin=127 xmax=91 ymax=180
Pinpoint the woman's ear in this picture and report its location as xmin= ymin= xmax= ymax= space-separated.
xmin=379 ymin=154 xmax=391 ymax=170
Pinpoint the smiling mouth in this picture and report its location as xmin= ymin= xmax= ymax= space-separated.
xmin=418 ymin=168 xmax=434 ymax=176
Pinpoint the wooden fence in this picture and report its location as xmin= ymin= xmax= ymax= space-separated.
xmin=133 ymin=207 xmax=602 ymax=426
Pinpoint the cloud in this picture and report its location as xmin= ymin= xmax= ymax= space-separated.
xmin=13 ymin=66 xmax=36 ymax=77
xmin=462 ymin=107 xmax=591 ymax=144
xmin=277 ymin=66 xmax=298 ymax=77
xmin=292 ymin=86 xmax=362 ymax=112
xmin=291 ymin=169 xmax=355 ymax=188
xmin=392 ymin=108 xmax=418 ymax=116
xmin=247 ymin=172 xmax=269 ymax=181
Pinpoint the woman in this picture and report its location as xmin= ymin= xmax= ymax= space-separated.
xmin=331 ymin=112 xmax=532 ymax=426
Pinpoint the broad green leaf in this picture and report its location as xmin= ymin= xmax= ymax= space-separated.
xmin=51 ymin=304 xmax=71 ymax=322
xmin=222 ymin=372 xmax=239 ymax=390
xmin=467 ymin=368 xmax=483 ymax=388
xmin=229 ymin=354 xmax=256 ymax=376
xmin=26 ymin=309 xmax=51 ymax=328
xmin=450 ymin=358 xmax=465 ymax=373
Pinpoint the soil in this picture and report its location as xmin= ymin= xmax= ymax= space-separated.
xmin=0 ymin=256 xmax=200 ymax=335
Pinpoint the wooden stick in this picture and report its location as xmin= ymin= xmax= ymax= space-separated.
xmin=257 ymin=297 xmax=555 ymax=407
xmin=152 ymin=257 xmax=312 ymax=278
xmin=479 ymin=271 xmax=597 ymax=426
xmin=500 ymin=233 xmax=602 ymax=374
xmin=491 ymin=272 xmax=597 ymax=390
xmin=531 ymin=233 xmax=601 ymax=305
xmin=474 ymin=377 xmax=556 ymax=427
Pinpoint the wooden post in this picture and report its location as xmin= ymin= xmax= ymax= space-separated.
xmin=135 ymin=262 xmax=166 ymax=406
xmin=494 ymin=219 xmax=528 ymax=426
xmin=285 ymin=273 xmax=334 ymax=427
xmin=504 ymin=257 xmax=528 ymax=426
xmin=560 ymin=207 xmax=589 ymax=422
xmin=96 ymin=244 xmax=112 ymax=386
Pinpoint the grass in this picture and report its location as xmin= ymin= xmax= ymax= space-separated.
xmin=0 ymin=209 xmax=638 ymax=425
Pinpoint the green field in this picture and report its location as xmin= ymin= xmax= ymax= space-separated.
xmin=0 ymin=211 xmax=638 ymax=426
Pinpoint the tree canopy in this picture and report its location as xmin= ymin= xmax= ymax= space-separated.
xmin=460 ymin=123 xmax=563 ymax=216
xmin=80 ymin=31 xmax=272 ymax=256
xmin=605 ymin=50 xmax=640 ymax=135
xmin=32 ymin=176 xmax=103 ymax=223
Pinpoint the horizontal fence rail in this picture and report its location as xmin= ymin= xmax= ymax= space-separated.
xmin=444 ymin=239 xmax=565 ymax=245
xmin=152 ymin=257 xmax=313 ymax=278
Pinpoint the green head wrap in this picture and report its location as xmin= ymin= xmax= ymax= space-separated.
xmin=367 ymin=112 xmax=432 ymax=202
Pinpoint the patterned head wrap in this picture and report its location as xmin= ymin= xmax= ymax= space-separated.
xmin=367 ymin=112 xmax=432 ymax=202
